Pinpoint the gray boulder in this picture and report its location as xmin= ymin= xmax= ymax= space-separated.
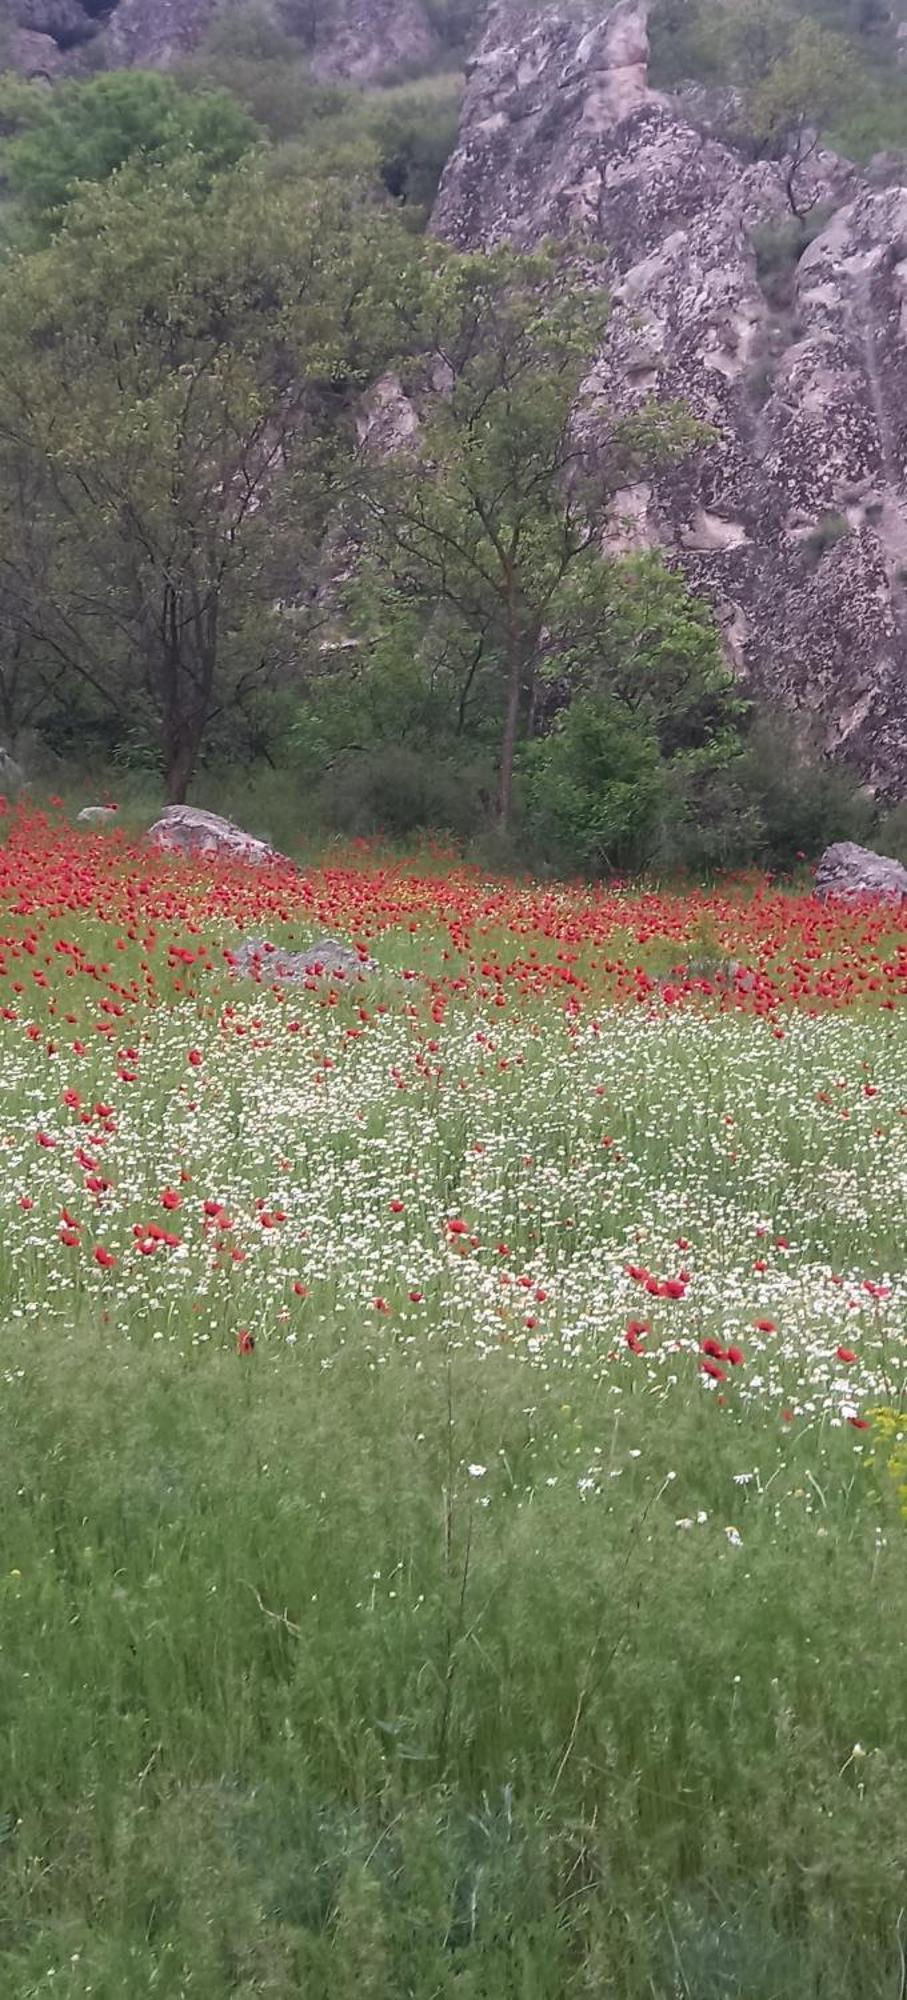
xmin=148 ymin=805 xmax=288 ymax=867
xmin=231 ymin=935 xmax=378 ymax=983
xmin=77 ymin=805 xmax=119 ymax=824
xmin=815 ymin=842 xmax=907 ymax=901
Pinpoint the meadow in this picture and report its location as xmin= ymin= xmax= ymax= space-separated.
xmin=0 ymin=801 xmax=905 ymax=1998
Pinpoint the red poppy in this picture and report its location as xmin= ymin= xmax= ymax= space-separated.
xmin=237 ymin=1330 xmax=255 ymax=1355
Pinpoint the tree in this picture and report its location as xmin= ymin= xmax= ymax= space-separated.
xmin=714 ymin=0 xmax=861 ymax=215
xmin=0 ymin=166 xmax=413 ymax=798
xmin=352 ymin=243 xmax=708 ymax=830
xmin=1 ymin=70 xmax=261 ymax=240
xmin=521 ymin=554 xmax=748 ymax=872
xmin=744 ymin=17 xmax=858 ymax=215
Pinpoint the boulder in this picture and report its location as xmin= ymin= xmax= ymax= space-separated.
xmin=148 ymin=805 xmax=288 ymax=866
xmin=814 ymin=841 xmax=907 ymax=901
xmin=77 ymin=805 xmax=119 ymax=824
xmin=231 ymin=935 xmax=378 ymax=982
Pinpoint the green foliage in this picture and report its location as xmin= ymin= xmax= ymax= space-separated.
xmin=350 ymin=242 xmax=713 ymax=829
xmin=736 ymin=709 xmax=876 ymax=863
xmin=320 ymin=742 xmax=495 ymax=837
xmin=802 ymin=510 xmax=851 ymax=565
xmin=0 ymin=162 xmax=414 ymax=799
xmin=2 ymin=1322 xmax=907 ymax=1995
xmin=648 ymin=0 xmax=907 ymax=163
xmin=1 ymin=70 xmax=261 ymax=238
xmin=522 ymin=698 xmax=664 ymax=872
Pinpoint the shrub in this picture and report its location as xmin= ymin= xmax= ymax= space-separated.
xmin=319 ymin=744 xmax=494 ymax=839
xmin=520 ymin=700 xmax=664 ymax=875
xmin=802 ymin=511 xmax=850 ymax=567
xmin=736 ymin=709 xmax=876 ymax=864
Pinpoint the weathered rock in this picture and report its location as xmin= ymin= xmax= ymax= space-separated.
xmin=99 ymin=0 xmax=221 ymax=68
xmin=432 ymin=0 xmax=907 ymax=795
xmin=77 ymin=804 xmax=119 ymax=824
xmin=310 ymin=0 xmax=438 ymax=82
xmin=57 ymin=0 xmax=438 ymax=79
xmin=231 ymin=935 xmax=378 ymax=982
xmin=7 ymin=22 xmax=67 ymax=73
xmin=814 ymin=841 xmax=907 ymax=901
xmin=148 ymin=805 xmax=288 ymax=866
xmin=11 ymin=0 xmax=97 ymax=45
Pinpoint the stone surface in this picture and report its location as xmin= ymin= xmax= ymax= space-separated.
xmin=814 ymin=841 xmax=907 ymax=901
xmin=14 ymin=0 xmax=440 ymax=80
xmin=11 ymin=0 xmax=96 ymax=43
xmin=99 ymin=0 xmax=221 ymax=68
xmin=7 ymin=22 xmax=67 ymax=73
xmin=432 ymin=0 xmax=907 ymax=795
xmin=231 ymin=935 xmax=378 ymax=981
xmin=310 ymin=0 xmax=438 ymax=82
xmin=76 ymin=804 xmax=119 ymax=823
xmin=147 ymin=805 xmax=288 ymax=866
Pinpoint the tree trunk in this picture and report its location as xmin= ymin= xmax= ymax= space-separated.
xmin=164 ymin=734 xmax=197 ymax=805
xmin=497 ymin=634 xmax=522 ymax=831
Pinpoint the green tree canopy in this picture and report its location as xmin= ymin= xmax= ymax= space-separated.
xmin=349 ymin=241 xmax=709 ymax=828
xmin=0 ymin=163 xmax=414 ymax=797
xmin=1 ymin=70 xmax=261 ymax=239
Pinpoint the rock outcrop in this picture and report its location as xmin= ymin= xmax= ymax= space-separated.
xmin=815 ymin=841 xmax=907 ymax=901
xmin=148 ymin=805 xmax=288 ymax=866
xmin=6 ymin=0 xmax=437 ymax=82
xmin=433 ymin=0 xmax=907 ymax=795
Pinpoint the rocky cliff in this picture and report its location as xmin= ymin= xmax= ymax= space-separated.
xmin=5 ymin=0 xmax=438 ymax=83
xmin=433 ymin=0 xmax=907 ymax=795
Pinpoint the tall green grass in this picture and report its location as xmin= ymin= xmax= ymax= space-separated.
xmin=1 ymin=1328 xmax=904 ymax=1997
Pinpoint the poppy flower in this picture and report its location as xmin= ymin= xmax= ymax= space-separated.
xmin=93 ymin=1246 xmax=116 ymax=1269
xmin=237 ymin=1330 xmax=255 ymax=1355
xmin=836 ymin=1346 xmax=857 ymax=1364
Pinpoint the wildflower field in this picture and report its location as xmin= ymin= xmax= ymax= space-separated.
xmin=1 ymin=804 xmax=906 ymax=1999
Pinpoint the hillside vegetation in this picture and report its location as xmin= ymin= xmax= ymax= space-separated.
xmin=0 ymin=1 xmax=903 ymax=870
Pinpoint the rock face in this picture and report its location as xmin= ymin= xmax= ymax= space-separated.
xmin=814 ymin=841 xmax=907 ymax=901
xmin=6 ymin=0 xmax=437 ymax=81
xmin=148 ymin=805 xmax=288 ymax=866
xmin=433 ymin=0 xmax=907 ymax=796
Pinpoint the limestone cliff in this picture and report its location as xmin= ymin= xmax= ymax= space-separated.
xmin=433 ymin=0 xmax=907 ymax=794
xmin=5 ymin=0 xmax=438 ymax=82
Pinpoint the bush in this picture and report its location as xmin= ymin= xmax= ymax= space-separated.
xmin=520 ymin=700 xmax=664 ymax=875
xmin=319 ymin=744 xmax=494 ymax=839
xmin=801 ymin=512 xmax=850 ymax=568
xmin=736 ymin=709 xmax=876 ymax=864
xmin=2 ymin=72 xmax=261 ymax=237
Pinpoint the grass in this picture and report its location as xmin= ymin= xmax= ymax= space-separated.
xmin=3 ymin=1333 xmax=907 ymax=1998
xmin=0 ymin=810 xmax=904 ymax=1994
